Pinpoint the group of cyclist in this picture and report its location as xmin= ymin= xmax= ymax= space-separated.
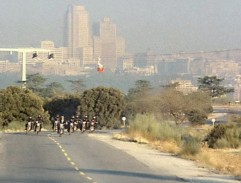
xmin=52 ymin=114 xmax=98 ymax=135
xmin=25 ymin=115 xmax=43 ymax=134
xmin=25 ymin=114 xmax=98 ymax=136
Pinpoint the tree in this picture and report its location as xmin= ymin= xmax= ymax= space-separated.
xmin=185 ymin=109 xmax=207 ymax=125
xmin=184 ymin=91 xmax=212 ymax=125
xmin=127 ymin=80 xmax=152 ymax=100
xmin=67 ymin=79 xmax=86 ymax=94
xmin=158 ymin=88 xmax=187 ymax=125
xmin=125 ymin=80 xmax=155 ymax=117
xmin=25 ymin=73 xmax=65 ymax=98
xmin=44 ymin=94 xmax=80 ymax=119
xmin=0 ymin=86 xmax=48 ymax=127
xmin=43 ymin=82 xmax=65 ymax=98
xmin=197 ymin=76 xmax=234 ymax=98
xmin=158 ymin=89 xmax=212 ymax=125
xmin=26 ymin=73 xmax=46 ymax=92
xmin=78 ymin=87 xmax=126 ymax=128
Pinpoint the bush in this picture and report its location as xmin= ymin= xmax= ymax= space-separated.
xmin=0 ymin=86 xmax=49 ymax=127
xmin=205 ymin=124 xmax=241 ymax=148
xmin=185 ymin=109 xmax=207 ymax=126
xmin=127 ymin=113 xmax=184 ymax=144
xmin=180 ymin=135 xmax=201 ymax=155
xmin=78 ymin=87 xmax=126 ymax=128
xmin=2 ymin=121 xmax=25 ymax=131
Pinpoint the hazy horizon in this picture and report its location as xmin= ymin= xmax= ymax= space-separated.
xmin=1 ymin=0 xmax=241 ymax=54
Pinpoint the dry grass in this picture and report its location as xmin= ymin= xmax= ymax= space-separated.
xmin=150 ymin=140 xmax=180 ymax=154
xmin=115 ymin=123 xmax=241 ymax=179
xmin=195 ymin=148 xmax=241 ymax=177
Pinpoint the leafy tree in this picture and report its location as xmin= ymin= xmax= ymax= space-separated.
xmin=26 ymin=73 xmax=46 ymax=92
xmin=67 ymin=79 xmax=86 ymax=94
xmin=185 ymin=109 xmax=207 ymax=125
xmin=0 ymin=86 xmax=48 ymax=127
xmin=125 ymin=80 xmax=154 ymax=117
xmin=78 ymin=87 xmax=126 ymax=128
xmin=184 ymin=91 xmax=212 ymax=125
xmin=197 ymin=76 xmax=234 ymax=98
xmin=127 ymin=80 xmax=152 ymax=99
xmin=43 ymin=82 xmax=65 ymax=98
xmin=25 ymin=73 xmax=65 ymax=98
xmin=44 ymin=94 xmax=80 ymax=119
xmin=185 ymin=91 xmax=213 ymax=113
xmin=158 ymin=88 xmax=187 ymax=125
xmin=158 ymin=89 xmax=212 ymax=125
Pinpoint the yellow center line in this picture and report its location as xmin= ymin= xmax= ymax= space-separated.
xmin=86 ymin=176 xmax=92 ymax=180
xmin=47 ymin=133 xmax=96 ymax=183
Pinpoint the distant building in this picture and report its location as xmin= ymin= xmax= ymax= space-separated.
xmin=66 ymin=5 xmax=93 ymax=66
xmin=205 ymin=60 xmax=239 ymax=78
xmin=234 ymin=75 xmax=241 ymax=102
xmin=157 ymin=59 xmax=188 ymax=76
xmin=119 ymin=56 xmax=134 ymax=71
xmin=99 ymin=17 xmax=117 ymax=70
xmin=171 ymin=79 xmax=198 ymax=94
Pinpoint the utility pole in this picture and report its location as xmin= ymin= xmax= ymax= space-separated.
xmin=0 ymin=48 xmax=52 ymax=89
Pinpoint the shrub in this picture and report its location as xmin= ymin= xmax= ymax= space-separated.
xmin=185 ymin=109 xmax=207 ymax=126
xmin=180 ymin=134 xmax=201 ymax=156
xmin=127 ymin=113 xmax=184 ymax=144
xmin=78 ymin=87 xmax=126 ymax=128
xmin=205 ymin=124 xmax=241 ymax=148
xmin=0 ymin=86 xmax=49 ymax=127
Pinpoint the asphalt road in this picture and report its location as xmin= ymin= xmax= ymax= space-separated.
xmin=0 ymin=131 xmax=185 ymax=183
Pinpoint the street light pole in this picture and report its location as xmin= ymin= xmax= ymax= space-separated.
xmin=0 ymin=47 xmax=51 ymax=89
xmin=22 ymin=51 xmax=27 ymax=89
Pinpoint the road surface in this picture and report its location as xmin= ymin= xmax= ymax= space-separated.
xmin=0 ymin=131 xmax=183 ymax=183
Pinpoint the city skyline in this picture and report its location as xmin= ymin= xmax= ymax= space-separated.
xmin=1 ymin=0 xmax=241 ymax=54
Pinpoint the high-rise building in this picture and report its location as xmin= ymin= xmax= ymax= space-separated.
xmin=93 ymin=36 xmax=101 ymax=61
xmin=99 ymin=17 xmax=117 ymax=70
xmin=67 ymin=5 xmax=93 ymax=66
xmin=116 ymin=37 xmax=125 ymax=58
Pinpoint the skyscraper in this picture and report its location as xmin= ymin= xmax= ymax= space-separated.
xmin=99 ymin=17 xmax=117 ymax=70
xmin=67 ymin=5 xmax=92 ymax=66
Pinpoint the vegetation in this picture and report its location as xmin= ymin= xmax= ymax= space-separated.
xmin=204 ymin=124 xmax=241 ymax=149
xmin=197 ymin=76 xmax=234 ymax=98
xmin=26 ymin=73 xmax=65 ymax=98
xmin=125 ymin=80 xmax=157 ymax=118
xmin=180 ymin=135 xmax=201 ymax=156
xmin=0 ymin=86 xmax=49 ymax=127
xmin=1 ymin=74 xmax=240 ymax=177
xmin=158 ymin=88 xmax=212 ymax=125
xmin=67 ymin=79 xmax=86 ymax=94
xmin=44 ymin=94 xmax=80 ymax=119
xmin=78 ymin=87 xmax=126 ymax=128
xmin=127 ymin=113 xmax=184 ymax=143
xmin=126 ymin=113 xmax=201 ymax=155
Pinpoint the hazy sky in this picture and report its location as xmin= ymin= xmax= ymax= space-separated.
xmin=1 ymin=0 xmax=241 ymax=54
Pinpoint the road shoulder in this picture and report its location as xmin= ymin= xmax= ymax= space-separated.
xmin=89 ymin=132 xmax=240 ymax=183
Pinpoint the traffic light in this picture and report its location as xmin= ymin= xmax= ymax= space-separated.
xmin=32 ymin=52 xmax=38 ymax=58
xmin=48 ymin=53 xmax=54 ymax=59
